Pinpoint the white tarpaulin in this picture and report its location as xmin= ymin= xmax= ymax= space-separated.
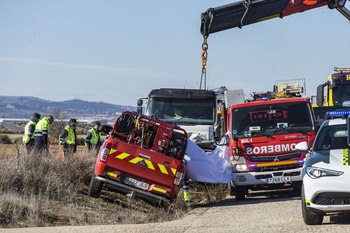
xmin=184 ymin=137 xmax=233 ymax=183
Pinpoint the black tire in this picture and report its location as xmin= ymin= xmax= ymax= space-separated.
xmin=88 ymin=173 xmax=103 ymax=198
xmin=293 ymin=182 xmax=302 ymax=197
xmin=235 ymin=186 xmax=247 ymax=201
xmin=301 ymin=185 xmax=323 ymax=225
xmin=228 ymin=182 xmax=235 ymax=196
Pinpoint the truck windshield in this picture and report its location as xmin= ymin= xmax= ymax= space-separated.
xmin=313 ymin=124 xmax=348 ymax=151
xmin=145 ymin=99 xmax=216 ymax=125
xmin=332 ymin=85 xmax=350 ymax=106
xmin=231 ymin=101 xmax=315 ymax=138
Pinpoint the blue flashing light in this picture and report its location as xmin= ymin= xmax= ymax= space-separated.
xmin=249 ymin=164 xmax=257 ymax=168
xmin=262 ymin=97 xmax=269 ymax=101
xmin=326 ymin=111 xmax=350 ymax=118
xmin=298 ymin=160 xmax=304 ymax=164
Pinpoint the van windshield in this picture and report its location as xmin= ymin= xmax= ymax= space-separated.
xmin=145 ymin=98 xmax=216 ymax=125
xmin=231 ymin=101 xmax=315 ymax=138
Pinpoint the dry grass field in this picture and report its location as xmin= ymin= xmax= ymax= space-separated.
xmin=0 ymin=132 xmax=227 ymax=228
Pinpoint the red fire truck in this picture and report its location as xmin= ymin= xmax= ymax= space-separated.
xmin=227 ymin=98 xmax=317 ymax=200
xmin=88 ymin=111 xmax=187 ymax=204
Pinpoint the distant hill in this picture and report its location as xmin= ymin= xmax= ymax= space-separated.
xmin=0 ymin=96 xmax=136 ymax=119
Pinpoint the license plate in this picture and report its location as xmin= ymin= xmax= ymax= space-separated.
xmin=266 ymin=176 xmax=291 ymax=184
xmin=124 ymin=177 xmax=149 ymax=190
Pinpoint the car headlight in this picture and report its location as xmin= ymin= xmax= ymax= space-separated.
xmin=235 ymin=164 xmax=248 ymax=172
xmin=306 ymin=166 xmax=344 ymax=179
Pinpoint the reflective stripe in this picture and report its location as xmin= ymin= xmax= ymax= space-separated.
xmin=89 ymin=128 xmax=101 ymax=144
xmin=107 ymin=172 xmax=119 ymax=178
xmin=152 ymin=187 xmax=167 ymax=194
xmin=35 ymin=118 xmax=50 ymax=134
xmin=23 ymin=120 xmax=36 ymax=143
xmin=64 ymin=125 xmax=76 ymax=144
xmin=158 ymin=164 xmax=169 ymax=175
xmin=343 ymin=148 xmax=349 ymax=166
xmin=256 ymin=160 xmax=298 ymax=167
xmin=111 ymin=149 xmax=175 ymax=176
xmin=115 ymin=152 xmax=130 ymax=159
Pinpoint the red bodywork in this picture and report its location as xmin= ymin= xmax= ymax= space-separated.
xmin=94 ymin=111 xmax=187 ymax=200
xmin=283 ymin=0 xmax=328 ymax=17
xmin=228 ymin=98 xmax=317 ymax=172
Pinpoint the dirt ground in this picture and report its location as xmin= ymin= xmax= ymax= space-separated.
xmin=1 ymin=144 xmax=350 ymax=232
xmin=2 ymin=190 xmax=350 ymax=233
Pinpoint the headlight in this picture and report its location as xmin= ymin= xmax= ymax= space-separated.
xmin=306 ymin=166 xmax=344 ymax=179
xmin=235 ymin=164 xmax=248 ymax=172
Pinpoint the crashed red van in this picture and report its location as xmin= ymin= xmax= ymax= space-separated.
xmin=88 ymin=111 xmax=187 ymax=204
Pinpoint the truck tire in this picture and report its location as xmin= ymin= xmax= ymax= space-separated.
xmin=301 ymin=186 xmax=323 ymax=225
xmin=235 ymin=186 xmax=247 ymax=201
xmin=293 ymin=182 xmax=302 ymax=196
xmin=228 ymin=182 xmax=235 ymax=196
xmin=88 ymin=173 xmax=103 ymax=198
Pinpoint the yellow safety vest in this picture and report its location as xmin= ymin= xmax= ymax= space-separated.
xmin=23 ymin=120 xmax=36 ymax=143
xmin=64 ymin=125 xmax=76 ymax=145
xmin=35 ymin=117 xmax=50 ymax=135
xmin=89 ymin=128 xmax=101 ymax=144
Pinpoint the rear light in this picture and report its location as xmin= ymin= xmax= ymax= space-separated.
xmin=100 ymin=142 xmax=112 ymax=163
xmin=174 ymin=164 xmax=184 ymax=186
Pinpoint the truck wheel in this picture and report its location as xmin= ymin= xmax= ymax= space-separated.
xmin=228 ymin=182 xmax=235 ymax=196
xmin=88 ymin=173 xmax=103 ymax=198
xmin=235 ymin=186 xmax=247 ymax=201
xmin=301 ymin=186 xmax=323 ymax=225
xmin=293 ymin=182 xmax=302 ymax=196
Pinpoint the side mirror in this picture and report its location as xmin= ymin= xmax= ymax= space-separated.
xmin=100 ymin=125 xmax=113 ymax=135
xmin=295 ymin=141 xmax=309 ymax=153
xmin=137 ymin=99 xmax=143 ymax=114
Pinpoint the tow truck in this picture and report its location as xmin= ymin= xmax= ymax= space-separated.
xmin=200 ymin=0 xmax=350 ymax=37
xmin=312 ymin=67 xmax=350 ymax=125
xmin=88 ymin=111 xmax=187 ymax=204
xmin=315 ymin=67 xmax=350 ymax=108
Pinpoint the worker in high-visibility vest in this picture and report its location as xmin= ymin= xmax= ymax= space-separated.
xmin=34 ymin=115 xmax=54 ymax=154
xmin=23 ymin=112 xmax=41 ymax=154
xmin=59 ymin=118 xmax=77 ymax=160
xmin=85 ymin=121 xmax=102 ymax=152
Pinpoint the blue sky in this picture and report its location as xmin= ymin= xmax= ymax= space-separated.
xmin=0 ymin=0 xmax=349 ymax=107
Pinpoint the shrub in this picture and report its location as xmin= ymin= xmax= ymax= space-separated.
xmin=0 ymin=135 xmax=12 ymax=144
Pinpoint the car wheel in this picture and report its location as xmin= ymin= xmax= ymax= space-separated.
xmin=88 ymin=173 xmax=103 ymax=198
xmin=301 ymin=185 xmax=323 ymax=225
xmin=235 ymin=186 xmax=247 ymax=201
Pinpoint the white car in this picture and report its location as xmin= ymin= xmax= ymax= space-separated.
xmin=297 ymin=111 xmax=350 ymax=225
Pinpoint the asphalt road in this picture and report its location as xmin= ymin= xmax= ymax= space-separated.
xmin=2 ymin=190 xmax=350 ymax=233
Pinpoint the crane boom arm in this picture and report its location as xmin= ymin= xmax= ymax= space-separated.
xmin=200 ymin=0 xmax=350 ymax=37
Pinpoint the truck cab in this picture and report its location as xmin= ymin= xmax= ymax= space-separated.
xmin=228 ymin=98 xmax=317 ymax=200
xmin=316 ymin=68 xmax=350 ymax=107
xmin=138 ymin=88 xmax=223 ymax=149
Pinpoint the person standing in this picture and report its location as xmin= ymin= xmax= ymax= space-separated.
xmin=23 ymin=113 xmax=41 ymax=154
xmin=34 ymin=115 xmax=54 ymax=154
xmin=85 ymin=121 xmax=102 ymax=152
xmin=59 ymin=118 xmax=77 ymax=161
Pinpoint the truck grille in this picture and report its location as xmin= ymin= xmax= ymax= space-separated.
xmin=249 ymin=152 xmax=302 ymax=163
xmin=254 ymin=164 xmax=300 ymax=172
xmin=313 ymin=192 xmax=350 ymax=205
